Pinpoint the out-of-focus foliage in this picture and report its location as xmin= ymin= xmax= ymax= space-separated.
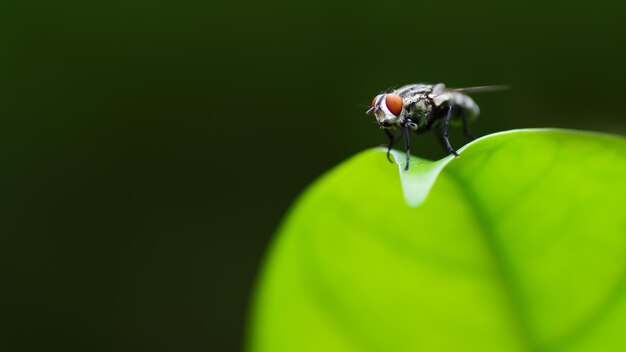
xmin=248 ymin=129 xmax=626 ymax=352
xmin=6 ymin=0 xmax=626 ymax=349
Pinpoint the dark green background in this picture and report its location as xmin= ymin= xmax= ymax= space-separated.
xmin=2 ymin=0 xmax=626 ymax=351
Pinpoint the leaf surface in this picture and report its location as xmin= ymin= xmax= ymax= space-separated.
xmin=248 ymin=129 xmax=626 ymax=352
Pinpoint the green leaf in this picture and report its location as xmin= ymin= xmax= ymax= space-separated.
xmin=247 ymin=129 xmax=626 ymax=352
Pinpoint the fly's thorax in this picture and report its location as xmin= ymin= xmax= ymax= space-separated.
xmin=394 ymin=83 xmax=436 ymax=97
xmin=400 ymin=94 xmax=433 ymax=128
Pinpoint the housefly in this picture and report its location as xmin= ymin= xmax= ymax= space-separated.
xmin=366 ymin=83 xmax=507 ymax=170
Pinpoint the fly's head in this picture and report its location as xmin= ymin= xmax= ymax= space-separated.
xmin=366 ymin=93 xmax=404 ymax=128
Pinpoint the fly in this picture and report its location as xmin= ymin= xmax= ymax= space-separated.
xmin=366 ymin=83 xmax=507 ymax=170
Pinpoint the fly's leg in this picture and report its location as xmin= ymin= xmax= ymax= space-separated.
xmin=383 ymin=129 xmax=405 ymax=163
xmin=383 ymin=129 xmax=396 ymax=163
xmin=403 ymin=123 xmax=411 ymax=170
xmin=461 ymin=111 xmax=475 ymax=141
xmin=442 ymin=105 xmax=459 ymax=157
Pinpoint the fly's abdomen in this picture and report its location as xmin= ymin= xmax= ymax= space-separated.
xmin=450 ymin=93 xmax=480 ymax=123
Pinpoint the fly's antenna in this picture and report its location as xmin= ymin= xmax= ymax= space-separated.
xmin=358 ymin=102 xmax=374 ymax=114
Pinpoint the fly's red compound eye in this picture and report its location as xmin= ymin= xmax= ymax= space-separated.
xmin=385 ymin=94 xmax=403 ymax=116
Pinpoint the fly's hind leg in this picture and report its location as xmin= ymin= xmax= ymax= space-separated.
xmin=461 ymin=110 xmax=475 ymax=141
xmin=441 ymin=105 xmax=459 ymax=157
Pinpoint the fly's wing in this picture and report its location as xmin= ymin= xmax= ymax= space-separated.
xmin=432 ymin=83 xmax=446 ymax=94
xmin=436 ymin=85 xmax=510 ymax=95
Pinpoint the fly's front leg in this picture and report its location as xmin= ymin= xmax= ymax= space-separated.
xmin=383 ymin=129 xmax=396 ymax=163
xmin=403 ymin=123 xmax=411 ymax=170
xmin=442 ymin=105 xmax=459 ymax=157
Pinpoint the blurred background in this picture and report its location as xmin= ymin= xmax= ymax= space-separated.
xmin=2 ymin=0 xmax=626 ymax=350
